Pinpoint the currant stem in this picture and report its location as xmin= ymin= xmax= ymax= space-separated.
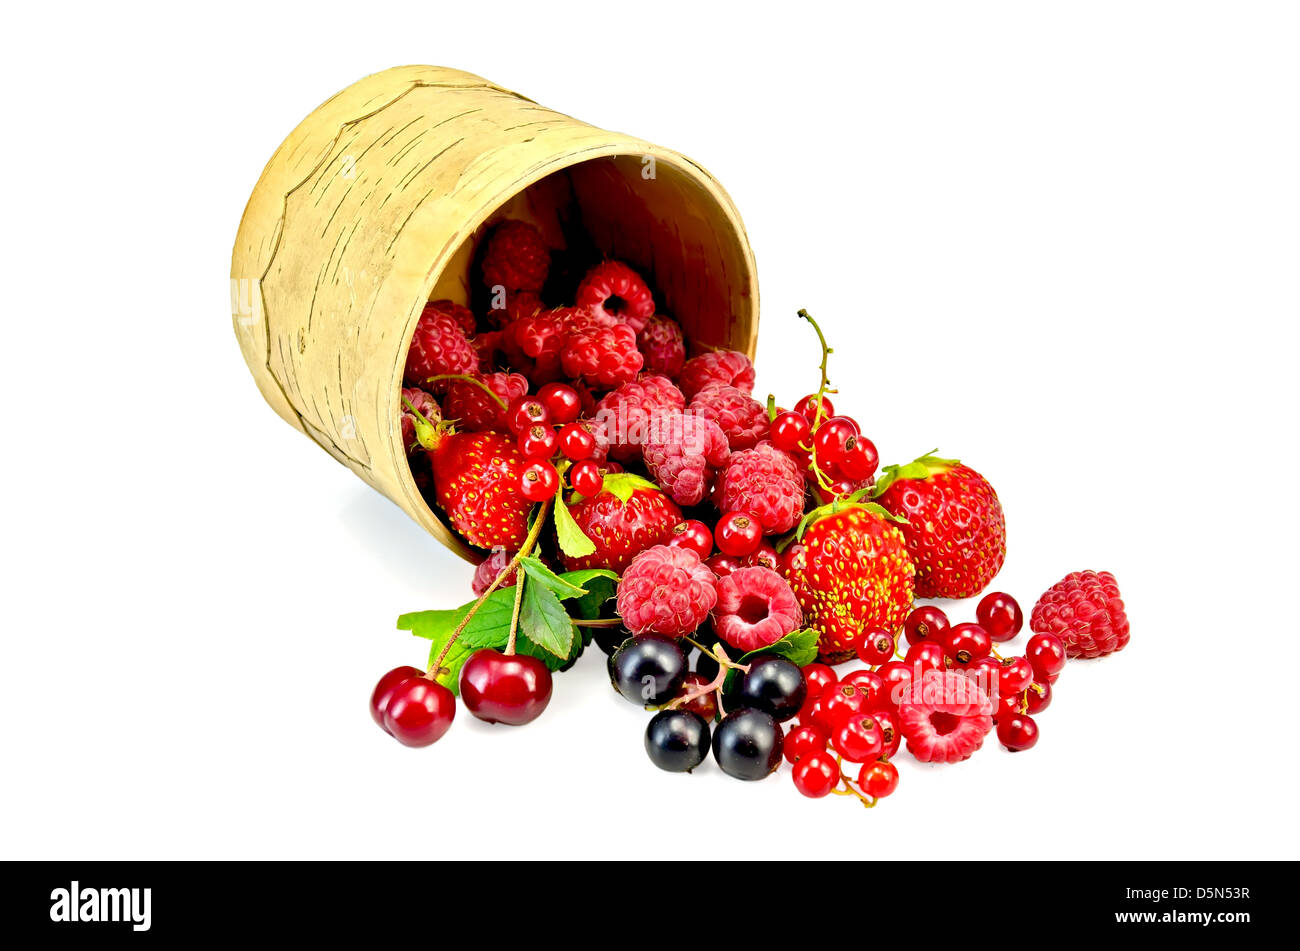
xmin=796 ymin=309 xmax=838 ymax=491
xmin=422 ymin=374 xmax=508 ymax=410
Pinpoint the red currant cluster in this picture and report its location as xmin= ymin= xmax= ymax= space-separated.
xmin=770 ymin=393 xmax=880 ymax=499
xmin=505 ymin=383 xmax=610 ymax=502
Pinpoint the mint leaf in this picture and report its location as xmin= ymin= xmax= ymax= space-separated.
xmin=554 ymin=495 xmax=596 ymax=558
xmin=560 ymin=568 xmax=619 ymax=619
xmin=740 ymin=628 xmax=820 ymax=667
xmin=520 ymin=555 xmax=587 ymax=599
xmin=518 ymin=579 xmax=574 ymax=660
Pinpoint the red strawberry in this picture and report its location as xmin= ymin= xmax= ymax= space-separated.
xmin=559 ymin=478 xmax=682 ymax=574
xmin=782 ymin=503 xmax=916 ymax=664
xmin=872 ymin=451 xmax=1007 ymax=600
xmin=423 ymin=429 xmax=532 ymax=550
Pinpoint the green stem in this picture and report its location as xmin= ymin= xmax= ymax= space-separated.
xmin=796 ymin=309 xmax=838 ymax=492
xmin=423 ymin=374 xmax=508 ymax=410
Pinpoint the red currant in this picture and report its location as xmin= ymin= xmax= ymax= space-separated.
xmin=784 ymin=724 xmax=828 ymax=764
xmin=841 ymin=669 xmax=886 ymax=709
xmin=858 ymin=759 xmax=899 ymax=799
xmin=821 ymin=683 xmax=871 ymax=730
xmin=518 ymin=423 xmax=558 ymax=459
xmin=855 ymin=628 xmax=896 ymax=666
xmin=997 ymin=713 xmax=1040 ymax=751
xmin=1025 ymin=632 xmax=1067 ymax=678
xmin=832 ymin=712 xmax=883 ymax=762
xmin=668 ymin=519 xmax=713 ymax=558
xmin=904 ymin=605 xmax=950 ymax=647
xmin=1024 ymin=679 xmax=1052 ymax=714
xmin=715 ymin=511 xmax=762 ymax=556
xmin=569 ymin=460 xmax=604 ymax=497
xmin=378 ymin=674 xmax=456 ymax=746
xmin=705 ymin=552 xmax=744 ymax=577
xmin=535 ymin=382 xmax=581 ymax=424
xmin=997 ymin=656 xmax=1035 ymax=697
xmin=745 ymin=542 xmax=779 ymax=572
xmin=905 ymin=640 xmax=947 ymax=674
xmin=507 ymin=395 xmax=549 ymax=434
xmin=804 ymin=693 xmax=834 ymax=735
xmin=459 ymin=648 xmax=553 ymax=726
xmin=520 ymin=461 xmax=559 ymax=501
xmin=792 ymin=751 xmax=841 ymax=798
xmin=811 ymin=415 xmax=859 ymax=465
xmin=793 ymin=394 xmax=835 ymax=423
xmin=676 ymin=672 xmax=717 ymax=721
xmin=836 ymin=435 xmax=879 ymax=482
xmin=871 ymin=707 xmax=902 ymax=759
xmin=557 ymin=422 xmax=596 ymax=461
xmin=769 ymin=411 xmax=812 ymax=453
xmin=976 ymin=591 xmax=1024 ymax=641
xmin=801 ymin=663 xmax=839 ymax=698
xmin=824 ymin=478 xmax=862 ymax=499
xmin=963 ymin=655 xmax=1003 ymax=696
xmin=943 ymin=622 xmax=993 ymax=665
xmin=875 ymin=661 xmax=914 ymax=709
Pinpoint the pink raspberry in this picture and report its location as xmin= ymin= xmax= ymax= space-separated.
xmin=715 ymin=442 xmax=805 ymax=535
xmin=424 ymin=298 xmax=476 ymax=337
xmin=616 ymin=545 xmax=717 ymax=637
xmin=405 ymin=308 xmax=479 ymax=392
xmin=689 ymin=383 xmax=770 ymax=451
xmin=637 ymin=315 xmax=686 ymax=378
xmin=575 ymin=260 xmax=656 ymax=333
xmin=486 ymin=290 xmax=544 ymax=329
xmin=712 ymin=567 xmax=802 ymax=653
xmin=443 ymin=372 xmax=529 ymax=432
xmin=592 ymin=375 xmax=686 ymax=460
xmin=472 ymin=548 xmax=519 ymax=596
xmin=1030 ymin=570 xmax=1130 ymax=658
xmin=481 ymin=220 xmax=550 ymax=293
xmin=400 ymin=387 xmax=440 ymax=453
xmin=679 ymin=350 xmax=756 ymax=401
xmin=502 ymin=310 xmax=566 ymax=383
xmin=643 ymin=413 xmax=731 ymax=507
xmin=560 ymin=309 xmax=644 ymax=389
xmin=897 ymin=670 xmax=995 ymax=764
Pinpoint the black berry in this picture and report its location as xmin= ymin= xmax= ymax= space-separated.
xmin=711 ymin=707 xmax=784 ymax=781
xmin=736 ymin=656 xmax=806 ymax=722
xmin=644 ymin=709 xmax=711 ymax=772
xmin=609 ymin=636 xmax=687 ymax=707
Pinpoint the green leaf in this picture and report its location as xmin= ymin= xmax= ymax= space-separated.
xmin=560 ymin=568 xmax=619 ymax=619
xmin=518 ymin=579 xmax=574 ymax=660
xmin=520 ymin=555 xmax=587 ymax=599
xmin=600 ymin=471 xmax=659 ymax=503
xmin=740 ymin=628 xmax=820 ymax=667
xmin=553 ymin=495 xmax=597 ymax=558
xmin=870 ymin=449 xmax=958 ymax=497
xmin=398 ymin=589 xmax=519 ymax=695
xmin=398 ymin=608 xmax=466 ymax=642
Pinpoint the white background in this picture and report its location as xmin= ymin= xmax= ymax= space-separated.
xmin=2 ymin=1 xmax=1296 ymax=860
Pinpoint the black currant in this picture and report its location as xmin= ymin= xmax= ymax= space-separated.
xmin=644 ymin=709 xmax=710 ymax=772
xmin=736 ymin=656 xmax=806 ymax=722
xmin=609 ymin=636 xmax=687 ymax=707
xmin=594 ymin=626 xmax=633 ymax=657
xmin=711 ymin=707 xmax=784 ymax=781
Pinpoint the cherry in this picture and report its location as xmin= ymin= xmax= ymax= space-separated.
xmin=370 ymin=665 xmax=424 ymax=729
xmin=904 ymin=605 xmax=950 ymax=647
xmin=715 ymin=511 xmax=762 ymax=557
xmin=372 ymin=668 xmax=457 ymax=746
xmin=793 ymin=394 xmax=835 ymax=423
xmin=536 ymin=382 xmax=582 ymax=424
xmin=712 ymin=708 xmax=784 ymax=781
xmin=998 ymin=656 xmax=1035 ymax=697
xmin=792 ymin=751 xmax=840 ymax=798
xmin=518 ymin=423 xmax=558 ymax=459
xmin=876 ymin=661 xmax=915 ymax=709
xmin=858 ymin=759 xmax=899 ymax=799
xmin=812 ymin=416 xmax=859 ymax=465
xmin=557 ymin=422 xmax=596 ymax=461
xmin=832 ymin=712 xmax=883 ymax=762
xmin=1025 ymin=632 xmax=1068 ymax=678
xmin=836 ymin=435 xmax=879 ymax=482
xmin=784 ymin=724 xmax=828 ymax=764
xmin=841 ymin=669 xmax=886 ymax=709
xmin=769 ymin=411 xmax=812 ymax=453
xmin=459 ymin=649 xmax=553 ymax=726
xmin=871 ymin=707 xmax=902 ymax=759
xmin=855 ymin=628 xmax=896 ymax=666
xmin=905 ymin=640 xmax=947 ymax=674
xmin=645 ymin=709 xmax=711 ymax=772
xmin=668 ymin=519 xmax=713 ymax=559
xmin=736 ymin=656 xmax=807 ymax=722
xmin=1025 ymin=679 xmax=1052 ymax=714
xmin=997 ymin=713 xmax=1040 ymax=751
xmin=507 ymin=395 xmax=549 ymax=434
xmin=520 ymin=460 xmax=560 ymax=501
xmin=569 ymin=460 xmax=604 ymax=497
xmin=821 ymin=683 xmax=872 ymax=730
xmin=943 ymin=622 xmax=993 ymax=665
xmin=675 ymin=672 xmax=718 ymax=720
xmin=976 ymin=591 xmax=1024 ymax=642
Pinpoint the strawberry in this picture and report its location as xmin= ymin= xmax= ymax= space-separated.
xmin=871 ymin=451 xmax=1006 ymax=600
xmin=782 ymin=502 xmax=916 ymax=664
xmin=559 ymin=475 xmax=682 ymax=574
xmin=422 ymin=428 xmax=532 ymax=550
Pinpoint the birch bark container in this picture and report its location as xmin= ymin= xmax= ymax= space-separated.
xmin=231 ymin=65 xmax=759 ymax=561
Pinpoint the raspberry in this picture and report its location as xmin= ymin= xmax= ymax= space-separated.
xmin=502 ymin=310 xmax=566 ymax=383
xmin=560 ymin=309 xmax=644 ymax=389
xmin=486 ymin=290 xmax=544 ymax=329
xmin=636 ymin=315 xmax=686 ymax=377
xmin=472 ymin=548 xmax=518 ymax=596
xmin=643 ymin=413 xmax=731 ymax=507
xmin=470 ymin=330 xmax=505 ymax=372
xmin=616 ymin=544 xmax=718 ymax=637
xmin=897 ymin=669 xmax=995 ymax=764
xmin=400 ymin=387 xmax=440 ymax=453
xmin=575 ymin=260 xmax=656 ymax=333
xmin=678 ymin=350 xmax=755 ymax=401
xmin=689 ymin=383 xmax=770 ymax=451
xmin=405 ymin=309 xmax=478 ymax=392
xmin=715 ymin=442 xmax=805 ymax=535
xmin=712 ymin=567 xmax=802 ymax=653
xmin=481 ymin=220 xmax=549 ymax=293
xmin=1030 ymin=570 xmax=1130 ymax=659
xmin=443 ymin=372 xmax=529 ymax=432
xmin=424 ymin=298 xmax=476 ymax=337
xmin=592 ymin=375 xmax=686 ymax=460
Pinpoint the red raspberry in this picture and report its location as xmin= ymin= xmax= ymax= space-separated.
xmin=471 ymin=548 xmax=518 ymax=597
xmin=400 ymin=387 xmax=440 ymax=453
xmin=636 ymin=315 xmax=686 ymax=377
xmin=575 ymin=260 xmax=656 ymax=333
xmin=897 ymin=669 xmax=995 ymax=764
xmin=470 ymin=330 xmax=505 ymax=372
xmin=481 ymin=220 xmax=549 ymax=293
xmin=1030 ymin=570 xmax=1130 ymax=658
xmin=689 ymin=383 xmax=770 ymax=451
xmin=486 ymin=290 xmax=544 ymax=329
xmin=502 ymin=310 xmax=566 ymax=383
xmin=560 ymin=309 xmax=644 ymax=389
xmin=591 ymin=375 xmax=686 ymax=460
xmin=715 ymin=442 xmax=805 ymax=535
xmin=712 ymin=567 xmax=802 ymax=653
xmin=616 ymin=545 xmax=718 ymax=638
xmin=643 ymin=413 xmax=731 ymax=507
xmin=443 ymin=372 xmax=529 ymax=432
xmin=423 ymin=298 xmax=476 ymax=337
xmin=679 ymin=350 xmax=756 ymax=401
xmin=405 ymin=309 xmax=478 ymax=392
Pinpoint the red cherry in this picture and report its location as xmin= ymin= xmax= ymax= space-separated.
xmin=976 ymin=591 xmax=1023 ymax=641
xmin=905 ymin=640 xmax=947 ymax=674
xmin=668 ymin=519 xmax=713 ymax=558
xmin=520 ymin=460 xmax=559 ymax=501
xmin=705 ymin=552 xmax=744 ymax=577
xmin=784 ymin=724 xmax=828 ymax=764
xmin=792 ymin=751 xmax=841 ymax=798
xmin=858 ymin=759 xmax=899 ymax=799
xmin=676 ymin=672 xmax=717 ymax=720
xmin=831 ymin=712 xmax=883 ymax=762
xmin=459 ymin=648 xmax=553 ymax=725
xmin=536 ymin=382 xmax=581 ymax=424
xmin=1025 ymin=632 xmax=1068 ymax=678
xmin=769 ymin=411 xmax=811 ymax=453
xmin=557 ymin=422 xmax=596 ymax=461
xmin=836 ymin=436 xmax=879 ymax=482
xmin=569 ymin=460 xmax=604 ymax=497
xmin=855 ymin=628 xmax=896 ymax=666
xmin=903 ymin=605 xmax=950 ymax=647
xmin=875 ymin=661 xmax=915 ymax=709
xmin=811 ymin=416 xmax=859 ymax=465
xmin=382 ymin=676 xmax=456 ymax=747
xmin=997 ymin=713 xmax=1040 ymax=751
xmin=518 ymin=423 xmax=558 ymax=459
xmin=943 ymin=622 xmax=993 ymax=665
xmin=1025 ymin=679 xmax=1053 ymax=714
xmin=841 ymin=669 xmax=886 ymax=709
xmin=507 ymin=395 xmax=549 ymax=434
xmin=715 ymin=511 xmax=762 ymax=556
xmin=793 ymin=394 xmax=835 ymax=423
xmin=370 ymin=665 xmax=423 ymax=730
xmin=998 ymin=656 xmax=1035 ymax=697
xmin=871 ymin=707 xmax=902 ymax=759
